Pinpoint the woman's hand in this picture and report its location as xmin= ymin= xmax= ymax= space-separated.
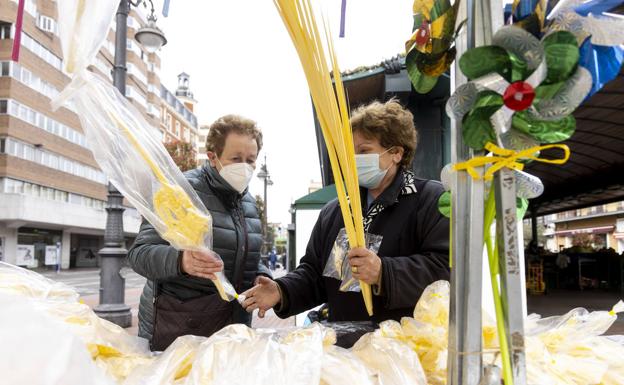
xmin=180 ymin=249 xmax=223 ymax=280
xmin=348 ymin=247 xmax=382 ymax=285
xmin=241 ymin=276 xmax=281 ymax=318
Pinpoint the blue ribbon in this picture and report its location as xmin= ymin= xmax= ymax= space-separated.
xmin=574 ymin=0 xmax=624 ymax=17
xmin=579 ymin=38 xmax=624 ymax=98
xmin=162 ymin=0 xmax=170 ymax=17
xmin=339 ymin=0 xmax=347 ymax=38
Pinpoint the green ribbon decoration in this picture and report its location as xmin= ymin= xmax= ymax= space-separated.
xmin=447 ymin=27 xmax=592 ymax=151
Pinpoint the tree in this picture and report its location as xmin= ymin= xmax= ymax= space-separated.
xmin=254 ymin=195 xmax=276 ymax=253
xmin=255 ymin=195 xmax=265 ymax=235
xmin=164 ymin=140 xmax=196 ymax=172
xmin=572 ymin=232 xmax=594 ymax=250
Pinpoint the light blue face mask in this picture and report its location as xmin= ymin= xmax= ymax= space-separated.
xmin=355 ymin=148 xmax=392 ymax=189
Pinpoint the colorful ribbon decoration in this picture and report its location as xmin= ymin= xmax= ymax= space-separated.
xmin=339 ymin=0 xmax=347 ymax=38
xmin=11 ymin=0 xmax=25 ymax=62
xmin=405 ymin=0 xmax=461 ymax=93
xmin=162 ymin=0 xmax=171 ymax=17
xmin=452 ymin=142 xmax=570 ymax=181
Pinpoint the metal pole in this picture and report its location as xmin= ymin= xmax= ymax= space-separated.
xmin=494 ymin=169 xmax=527 ymax=384
xmin=447 ymin=1 xmax=503 ymax=384
xmin=447 ymin=1 xmax=483 ymax=383
xmin=531 ymin=209 xmax=538 ymax=245
xmin=94 ymin=0 xmax=132 ymax=328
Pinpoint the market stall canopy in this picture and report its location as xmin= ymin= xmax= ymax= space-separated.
xmin=315 ymin=57 xmax=450 ymax=185
xmin=294 ymin=184 xmax=337 ymax=210
xmin=526 ymin=64 xmax=624 ymax=217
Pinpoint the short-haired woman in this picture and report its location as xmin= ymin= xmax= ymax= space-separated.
xmin=128 ymin=114 xmax=271 ymax=351
xmin=243 ymin=99 xmax=450 ymax=324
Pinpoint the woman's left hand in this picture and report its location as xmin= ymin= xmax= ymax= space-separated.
xmin=347 ymin=247 xmax=382 ymax=285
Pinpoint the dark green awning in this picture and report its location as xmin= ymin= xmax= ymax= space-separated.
xmin=294 ymin=185 xmax=337 ymax=210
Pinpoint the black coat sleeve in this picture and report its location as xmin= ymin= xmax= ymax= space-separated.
xmin=274 ymin=206 xmax=329 ymax=318
xmin=379 ymin=185 xmax=450 ymax=310
xmin=127 ymin=219 xmax=182 ymax=281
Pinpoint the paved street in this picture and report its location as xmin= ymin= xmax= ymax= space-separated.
xmin=41 ymin=267 xmax=147 ymax=297
xmin=41 ymin=266 xmax=295 ymax=336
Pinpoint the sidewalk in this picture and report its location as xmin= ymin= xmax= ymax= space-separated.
xmin=527 ymin=289 xmax=624 ymax=335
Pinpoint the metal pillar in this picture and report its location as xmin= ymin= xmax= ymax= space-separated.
xmin=447 ymin=1 xmax=484 ymax=383
xmin=287 ymin=204 xmax=296 ymax=272
xmin=447 ymin=1 xmax=503 ymax=384
xmin=531 ymin=209 xmax=538 ymax=246
xmin=94 ymin=0 xmax=132 ymax=328
xmin=494 ymin=169 xmax=527 ymax=384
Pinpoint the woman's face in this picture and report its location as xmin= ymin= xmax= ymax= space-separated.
xmin=209 ymin=132 xmax=258 ymax=170
xmin=353 ymin=131 xmax=402 ymax=171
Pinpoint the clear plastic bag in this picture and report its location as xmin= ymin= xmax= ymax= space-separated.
xmin=0 ymin=261 xmax=79 ymax=303
xmin=52 ymin=1 xmax=236 ymax=301
xmin=186 ymin=324 xmax=325 ymax=385
xmin=123 ymin=335 xmax=205 ymax=385
xmin=56 ymin=0 xmax=118 ymax=75
xmin=351 ymin=328 xmax=428 ymax=385
xmin=322 ymin=228 xmax=383 ymax=292
xmin=0 ymin=293 xmax=116 ymax=385
xmin=321 ymin=345 xmax=375 ymax=385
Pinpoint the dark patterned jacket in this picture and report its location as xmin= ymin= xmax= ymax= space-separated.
xmin=275 ymin=169 xmax=450 ymax=323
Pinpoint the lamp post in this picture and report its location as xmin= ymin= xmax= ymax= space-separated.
xmin=94 ymin=0 xmax=166 ymax=327
xmin=287 ymin=204 xmax=296 ymax=272
xmin=256 ymin=155 xmax=273 ymax=255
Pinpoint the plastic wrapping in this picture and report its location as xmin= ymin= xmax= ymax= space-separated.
xmin=323 ymin=228 xmax=383 ymax=292
xmin=321 ymin=321 xmax=377 ymax=348
xmin=351 ymin=328 xmax=428 ymax=385
xmin=52 ymin=1 xmax=236 ymax=301
xmin=186 ymin=324 xmax=325 ymax=385
xmin=0 ymin=263 xmax=153 ymax=383
xmin=320 ymin=345 xmax=375 ymax=385
xmin=123 ymin=336 xmax=206 ymax=385
xmin=0 ymin=261 xmax=79 ymax=303
xmin=56 ymin=0 xmax=118 ymax=75
xmin=0 ymin=293 xmax=116 ymax=385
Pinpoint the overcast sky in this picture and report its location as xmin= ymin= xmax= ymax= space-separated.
xmin=155 ymin=0 xmax=419 ymax=224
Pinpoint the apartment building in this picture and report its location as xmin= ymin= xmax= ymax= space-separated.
xmin=0 ymin=0 xmax=169 ymax=269
xmin=160 ymin=72 xmax=199 ymax=161
xmin=197 ymin=123 xmax=209 ymax=165
xmin=543 ymin=201 xmax=624 ymax=253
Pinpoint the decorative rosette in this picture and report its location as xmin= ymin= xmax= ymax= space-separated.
xmin=545 ymin=0 xmax=624 ymax=97
xmin=446 ymin=25 xmax=592 ymax=152
xmin=405 ymin=0 xmax=461 ymax=93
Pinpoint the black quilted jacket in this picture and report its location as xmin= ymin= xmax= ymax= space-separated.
xmin=275 ymin=171 xmax=450 ymax=323
xmin=128 ymin=164 xmax=270 ymax=340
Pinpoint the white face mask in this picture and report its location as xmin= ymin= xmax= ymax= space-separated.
xmin=355 ymin=148 xmax=392 ymax=189
xmin=216 ymin=158 xmax=255 ymax=194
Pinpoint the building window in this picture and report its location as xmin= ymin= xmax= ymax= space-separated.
xmin=20 ymin=33 xmax=62 ymax=70
xmin=37 ymin=15 xmax=56 ymax=34
xmin=0 ymin=99 xmax=86 ymax=148
xmin=0 ymin=100 xmax=6 ymax=114
xmin=175 ymin=121 xmax=181 ymax=137
xmin=0 ymin=61 xmax=9 ymax=76
xmin=0 ymin=22 xmax=11 ymax=39
xmin=166 ymin=113 xmax=172 ymax=131
xmin=1 ymin=137 xmax=104 ymax=184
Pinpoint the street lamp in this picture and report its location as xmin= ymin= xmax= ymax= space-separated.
xmin=134 ymin=1 xmax=167 ymax=53
xmin=94 ymin=0 xmax=166 ymax=328
xmin=257 ymin=155 xmax=273 ymax=255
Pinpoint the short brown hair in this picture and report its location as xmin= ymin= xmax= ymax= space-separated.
xmin=206 ymin=114 xmax=263 ymax=156
xmin=350 ymin=99 xmax=418 ymax=168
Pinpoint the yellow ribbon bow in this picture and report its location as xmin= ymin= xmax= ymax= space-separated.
xmin=452 ymin=142 xmax=570 ymax=181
